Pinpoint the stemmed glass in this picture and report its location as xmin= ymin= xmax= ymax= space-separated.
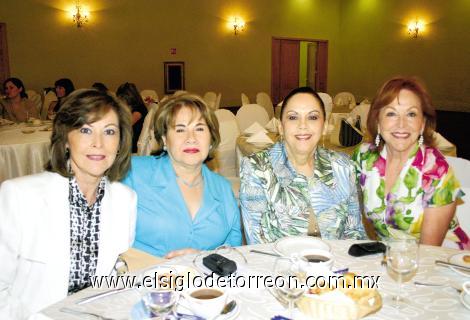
xmin=273 ymin=255 xmax=309 ymax=318
xmin=385 ymin=238 xmax=419 ymax=307
xmin=139 ymin=266 xmax=180 ymax=319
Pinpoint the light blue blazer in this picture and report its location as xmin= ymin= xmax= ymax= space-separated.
xmin=122 ymin=155 xmax=242 ymax=257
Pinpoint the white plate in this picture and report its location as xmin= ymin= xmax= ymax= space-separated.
xmin=130 ymin=298 xmax=240 ymax=319
xmin=273 ymin=236 xmax=331 ymax=257
xmin=448 ymin=252 xmax=470 ymax=277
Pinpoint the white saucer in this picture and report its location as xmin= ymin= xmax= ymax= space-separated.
xmin=448 ymin=252 xmax=470 ymax=277
xmin=273 ymin=236 xmax=331 ymax=257
xmin=130 ymin=298 xmax=240 ymax=319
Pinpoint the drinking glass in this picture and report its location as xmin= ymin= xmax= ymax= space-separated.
xmin=273 ymin=255 xmax=309 ymax=318
xmin=385 ymin=238 xmax=419 ymax=307
xmin=139 ymin=266 xmax=180 ymax=319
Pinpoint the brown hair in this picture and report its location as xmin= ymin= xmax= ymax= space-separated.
xmin=367 ymin=76 xmax=436 ymax=148
xmin=46 ymin=89 xmax=133 ymax=181
xmin=152 ymin=93 xmax=220 ymax=160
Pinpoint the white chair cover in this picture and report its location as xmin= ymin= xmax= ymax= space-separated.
xmin=41 ymin=90 xmax=57 ymax=120
xmin=235 ymin=104 xmax=270 ymax=132
xmin=140 ymin=89 xmax=159 ymax=106
xmin=210 ymin=109 xmax=240 ymax=177
xmin=136 ymin=104 xmax=159 ymax=155
xmin=203 ymin=91 xmax=218 ymax=110
xmin=256 ymin=92 xmax=274 ymax=119
xmin=317 ymin=92 xmax=333 ymax=123
xmin=26 ymin=90 xmax=42 ymax=115
xmin=334 ymin=92 xmax=356 ymax=110
xmin=445 ymin=156 xmax=470 ymax=237
xmin=215 ymin=93 xmax=222 ymax=110
xmin=349 ymin=102 xmax=371 ymax=133
xmin=241 ymin=93 xmax=250 ymax=106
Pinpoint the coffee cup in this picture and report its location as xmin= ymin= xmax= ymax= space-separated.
xmin=182 ymin=287 xmax=228 ymax=318
xmin=460 ymin=281 xmax=470 ymax=310
xmin=299 ymin=248 xmax=334 ymax=271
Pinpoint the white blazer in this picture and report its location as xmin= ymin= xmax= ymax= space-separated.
xmin=0 ymin=171 xmax=137 ymax=319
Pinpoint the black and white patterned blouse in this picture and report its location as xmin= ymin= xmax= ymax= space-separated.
xmin=68 ymin=177 xmax=106 ymax=294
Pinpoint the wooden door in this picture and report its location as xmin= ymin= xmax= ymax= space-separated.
xmin=271 ymin=39 xmax=299 ymax=104
xmin=0 ymin=23 xmax=10 ymax=86
xmin=316 ymin=41 xmax=328 ymax=92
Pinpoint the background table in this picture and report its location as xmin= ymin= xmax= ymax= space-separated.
xmin=0 ymin=122 xmax=52 ymax=183
xmin=39 ymin=240 xmax=469 ymax=319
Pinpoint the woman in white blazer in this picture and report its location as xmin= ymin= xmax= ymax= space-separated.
xmin=0 ymin=89 xmax=137 ymax=319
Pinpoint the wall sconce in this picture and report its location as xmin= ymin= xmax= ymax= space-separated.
xmin=408 ymin=19 xmax=424 ymax=39
xmin=231 ymin=17 xmax=245 ymax=35
xmin=72 ymin=0 xmax=88 ymax=28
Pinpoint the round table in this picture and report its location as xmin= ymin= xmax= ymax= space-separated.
xmin=0 ymin=122 xmax=52 ymax=183
xmin=39 ymin=240 xmax=469 ymax=319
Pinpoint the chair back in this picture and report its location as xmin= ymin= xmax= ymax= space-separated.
xmin=140 ymin=89 xmax=159 ymax=106
xmin=256 ymin=92 xmax=274 ymax=119
xmin=215 ymin=93 xmax=222 ymax=110
xmin=235 ymin=104 xmax=270 ymax=132
xmin=334 ymin=92 xmax=356 ymax=110
xmin=318 ymin=92 xmax=333 ymax=123
xmin=241 ymin=93 xmax=250 ymax=106
xmin=136 ymin=104 xmax=159 ymax=155
xmin=203 ymin=91 xmax=218 ymax=110
xmin=349 ymin=102 xmax=370 ymax=134
xmin=446 ymin=156 xmax=470 ymax=236
xmin=41 ymin=90 xmax=57 ymax=120
xmin=210 ymin=109 xmax=240 ymax=177
xmin=26 ymin=90 xmax=42 ymax=115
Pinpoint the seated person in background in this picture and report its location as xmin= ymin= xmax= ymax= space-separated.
xmin=47 ymin=78 xmax=75 ymax=119
xmin=240 ymin=87 xmax=367 ymax=244
xmin=122 ymin=93 xmax=241 ymax=258
xmin=91 ymin=82 xmax=109 ymax=92
xmin=352 ymin=76 xmax=468 ymax=249
xmin=0 ymin=77 xmax=38 ymax=122
xmin=116 ymin=82 xmax=148 ymax=153
xmin=0 ymin=89 xmax=136 ymax=319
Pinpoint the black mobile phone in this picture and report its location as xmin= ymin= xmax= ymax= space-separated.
xmin=348 ymin=241 xmax=386 ymax=257
xmin=202 ymin=253 xmax=237 ymax=276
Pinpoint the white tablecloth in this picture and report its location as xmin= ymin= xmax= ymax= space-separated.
xmin=0 ymin=122 xmax=52 ymax=183
xmin=39 ymin=240 xmax=469 ymax=319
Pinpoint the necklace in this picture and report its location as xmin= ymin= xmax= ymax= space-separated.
xmin=176 ymin=174 xmax=203 ymax=188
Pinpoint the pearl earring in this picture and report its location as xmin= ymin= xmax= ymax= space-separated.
xmin=418 ymin=134 xmax=424 ymax=147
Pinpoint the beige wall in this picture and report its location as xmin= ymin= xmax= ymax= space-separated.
xmin=0 ymin=0 xmax=341 ymax=107
xmin=339 ymin=0 xmax=470 ymax=111
xmin=2 ymin=1 xmax=468 ymax=111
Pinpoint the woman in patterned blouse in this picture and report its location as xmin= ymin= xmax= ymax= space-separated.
xmin=352 ymin=76 xmax=468 ymax=249
xmin=0 ymin=89 xmax=137 ymax=319
xmin=240 ymin=87 xmax=367 ymax=244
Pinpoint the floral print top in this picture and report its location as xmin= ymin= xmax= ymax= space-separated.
xmin=352 ymin=142 xmax=468 ymax=249
xmin=239 ymin=142 xmax=367 ymax=244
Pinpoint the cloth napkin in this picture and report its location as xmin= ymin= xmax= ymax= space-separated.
xmin=246 ymin=130 xmax=273 ymax=144
xmin=119 ymin=247 xmax=166 ymax=272
xmin=243 ymin=122 xmax=267 ymax=135
xmin=265 ymin=117 xmax=280 ymax=133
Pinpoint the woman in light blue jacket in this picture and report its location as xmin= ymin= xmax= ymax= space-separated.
xmin=123 ymin=93 xmax=241 ymax=258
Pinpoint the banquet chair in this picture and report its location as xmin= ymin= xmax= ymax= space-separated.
xmin=256 ymin=92 xmax=274 ymax=119
xmin=136 ymin=103 xmax=159 ymax=155
xmin=140 ymin=89 xmax=159 ymax=107
xmin=209 ymin=109 xmax=241 ymax=178
xmin=241 ymin=93 xmax=250 ymax=106
xmin=215 ymin=93 xmax=222 ymax=110
xmin=333 ymin=92 xmax=356 ymax=110
xmin=349 ymin=102 xmax=371 ymax=134
xmin=318 ymin=92 xmax=333 ymax=123
xmin=235 ymin=104 xmax=270 ymax=132
xmin=445 ymin=156 xmax=470 ymax=237
xmin=26 ymin=90 xmax=42 ymax=115
xmin=203 ymin=91 xmax=218 ymax=110
xmin=41 ymin=90 xmax=57 ymax=120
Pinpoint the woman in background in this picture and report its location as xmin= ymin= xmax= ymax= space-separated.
xmin=240 ymin=86 xmax=366 ymax=244
xmin=116 ymin=82 xmax=148 ymax=153
xmin=47 ymin=78 xmax=75 ymax=119
xmin=122 ymin=93 xmax=241 ymax=258
xmin=0 ymin=89 xmax=136 ymax=319
xmin=352 ymin=76 xmax=468 ymax=249
xmin=0 ymin=77 xmax=38 ymax=122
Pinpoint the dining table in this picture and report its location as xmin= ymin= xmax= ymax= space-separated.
xmin=0 ymin=121 xmax=52 ymax=183
xmin=38 ymin=239 xmax=470 ymax=319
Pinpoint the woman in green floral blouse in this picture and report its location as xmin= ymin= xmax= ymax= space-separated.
xmin=352 ymin=77 xmax=468 ymax=249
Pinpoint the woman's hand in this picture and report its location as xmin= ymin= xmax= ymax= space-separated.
xmin=164 ymin=248 xmax=200 ymax=259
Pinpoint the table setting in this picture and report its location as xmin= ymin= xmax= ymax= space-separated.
xmin=38 ymin=238 xmax=470 ymax=319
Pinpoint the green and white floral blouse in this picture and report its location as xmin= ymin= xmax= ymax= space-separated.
xmin=239 ymin=142 xmax=367 ymax=244
xmin=352 ymin=142 xmax=468 ymax=249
